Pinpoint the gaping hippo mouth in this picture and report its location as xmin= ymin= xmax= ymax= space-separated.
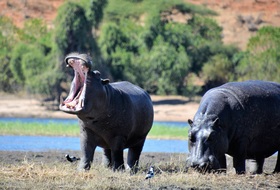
xmin=59 ymin=54 xmax=91 ymax=114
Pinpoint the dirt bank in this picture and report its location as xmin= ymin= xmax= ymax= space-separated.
xmin=0 ymin=95 xmax=200 ymax=122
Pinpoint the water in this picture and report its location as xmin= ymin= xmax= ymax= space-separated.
xmin=0 ymin=117 xmax=189 ymax=153
xmin=0 ymin=135 xmax=188 ymax=153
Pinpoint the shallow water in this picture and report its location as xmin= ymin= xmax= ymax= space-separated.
xmin=0 ymin=135 xmax=188 ymax=153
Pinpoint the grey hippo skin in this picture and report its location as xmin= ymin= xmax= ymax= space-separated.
xmin=187 ymin=80 xmax=280 ymax=174
xmin=60 ymin=53 xmax=154 ymax=172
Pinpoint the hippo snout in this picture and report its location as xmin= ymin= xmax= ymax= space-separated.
xmin=189 ymin=155 xmax=220 ymax=172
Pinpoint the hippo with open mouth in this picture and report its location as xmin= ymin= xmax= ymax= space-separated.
xmin=187 ymin=80 xmax=280 ymax=174
xmin=59 ymin=52 xmax=154 ymax=172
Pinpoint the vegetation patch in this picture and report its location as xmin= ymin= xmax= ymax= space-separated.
xmin=2 ymin=0 xmax=279 ymax=103
xmin=0 ymin=156 xmax=279 ymax=190
xmin=0 ymin=121 xmax=189 ymax=139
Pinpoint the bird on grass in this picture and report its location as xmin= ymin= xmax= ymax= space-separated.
xmin=145 ymin=166 xmax=154 ymax=180
xmin=65 ymin=154 xmax=80 ymax=162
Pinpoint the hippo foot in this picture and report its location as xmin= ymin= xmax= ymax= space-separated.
xmin=77 ymin=162 xmax=91 ymax=172
xmin=126 ymin=164 xmax=139 ymax=175
xmin=113 ymin=164 xmax=125 ymax=172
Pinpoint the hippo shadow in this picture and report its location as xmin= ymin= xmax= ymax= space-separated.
xmin=152 ymin=99 xmax=190 ymax=105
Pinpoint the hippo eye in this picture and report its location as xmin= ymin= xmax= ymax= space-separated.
xmin=207 ymin=131 xmax=216 ymax=142
xmin=189 ymin=133 xmax=196 ymax=143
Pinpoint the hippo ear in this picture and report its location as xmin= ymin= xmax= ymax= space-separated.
xmin=188 ymin=119 xmax=193 ymax=128
xmin=101 ymin=79 xmax=110 ymax=85
xmin=93 ymin=70 xmax=101 ymax=78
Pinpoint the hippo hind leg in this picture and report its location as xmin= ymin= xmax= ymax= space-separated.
xmin=249 ymin=157 xmax=264 ymax=174
xmin=127 ymin=139 xmax=145 ymax=174
xmin=273 ymin=151 xmax=280 ymax=173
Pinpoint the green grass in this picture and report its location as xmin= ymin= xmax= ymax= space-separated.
xmin=148 ymin=125 xmax=188 ymax=140
xmin=0 ymin=121 xmax=189 ymax=139
xmin=0 ymin=122 xmax=79 ymax=136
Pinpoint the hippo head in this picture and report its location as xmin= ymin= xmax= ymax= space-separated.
xmin=59 ymin=52 xmax=109 ymax=115
xmin=187 ymin=115 xmax=228 ymax=173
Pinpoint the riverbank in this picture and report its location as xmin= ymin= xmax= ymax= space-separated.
xmin=0 ymin=94 xmax=200 ymax=122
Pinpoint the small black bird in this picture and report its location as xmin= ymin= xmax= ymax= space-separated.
xmin=145 ymin=166 xmax=154 ymax=180
xmin=65 ymin=154 xmax=80 ymax=162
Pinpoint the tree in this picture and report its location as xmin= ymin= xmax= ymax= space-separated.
xmin=54 ymin=2 xmax=94 ymax=55
xmin=139 ymin=37 xmax=190 ymax=94
xmin=0 ymin=16 xmax=18 ymax=92
xmin=85 ymin=0 xmax=108 ymax=29
xmin=52 ymin=2 xmax=100 ymax=101
xmin=236 ymin=26 xmax=280 ymax=82
xmin=9 ymin=43 xmax=30 ymax=86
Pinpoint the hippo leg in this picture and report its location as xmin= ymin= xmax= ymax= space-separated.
xmin=218 ymin=155 xmax=227 ymax=172
xmin=78 ymin=127 xmax=97 ymax=171
xmin=233 ymin=157 xmax=246 ymax=174
xmin=273 ymin=151 xmax=280 ymax=173
xmin=249 ymin=158 xmax=264 ymax=174
xmin=127 ymin=140 xmax=145 ymax=173
xmin=110 ymin=136 xmax=125 ymax=171
xmin=102 ymin=148 xmax=112 ymax=168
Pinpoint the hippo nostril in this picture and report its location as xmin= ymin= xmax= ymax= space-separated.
xmin=190 ymin=161 xmax=199 ymax=167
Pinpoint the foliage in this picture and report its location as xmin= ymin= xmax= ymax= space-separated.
xmin=83 ymin=0 xmax=108 ymax=29
xmin=140 ymin=38 xmax=190 ymax=94
xmin=2 ymin=0 xmax=280 ymax=100
xmin=8 ymin=17 xmax=61 ymax=98
xmin=0 ymin=17 xmax=19 ymax=92
xmin=54 ymin=2 xmax=95 ymax=55
xmin=99 ymin=3 xmax=221 ymax=95
xmin=9 ymin=43 xmax=30 ymax=86
xmin=236 ymin=26 xmax=280 ymax=82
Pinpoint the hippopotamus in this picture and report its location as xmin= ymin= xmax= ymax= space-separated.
xmin=59 ymin=52 xmax=154 ymax=172
xmin=187 ymin=80 xmax=280 ymax=174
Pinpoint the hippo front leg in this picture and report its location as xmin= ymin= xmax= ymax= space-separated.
xmin=233 ymin=157 xmax=246 ymax=174
xmin=217 ymin=154 xmax=227 ymax=172
xmin=127 ymin=139 xmax=146 ymax=174
xmin=109 ymin=136 xmax=126 ymax=171
xmin=78 ymin=127 xmax=97 ymax=171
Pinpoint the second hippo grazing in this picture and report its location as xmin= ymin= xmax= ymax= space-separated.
xmin=187 ymin=80 xmax=280 ymax=174
xmin=59 ymin=53 xmax=154 ymax=172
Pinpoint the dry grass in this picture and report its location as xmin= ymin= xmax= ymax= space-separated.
xmin=1 ymin=156 xmax=280 ymax=190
